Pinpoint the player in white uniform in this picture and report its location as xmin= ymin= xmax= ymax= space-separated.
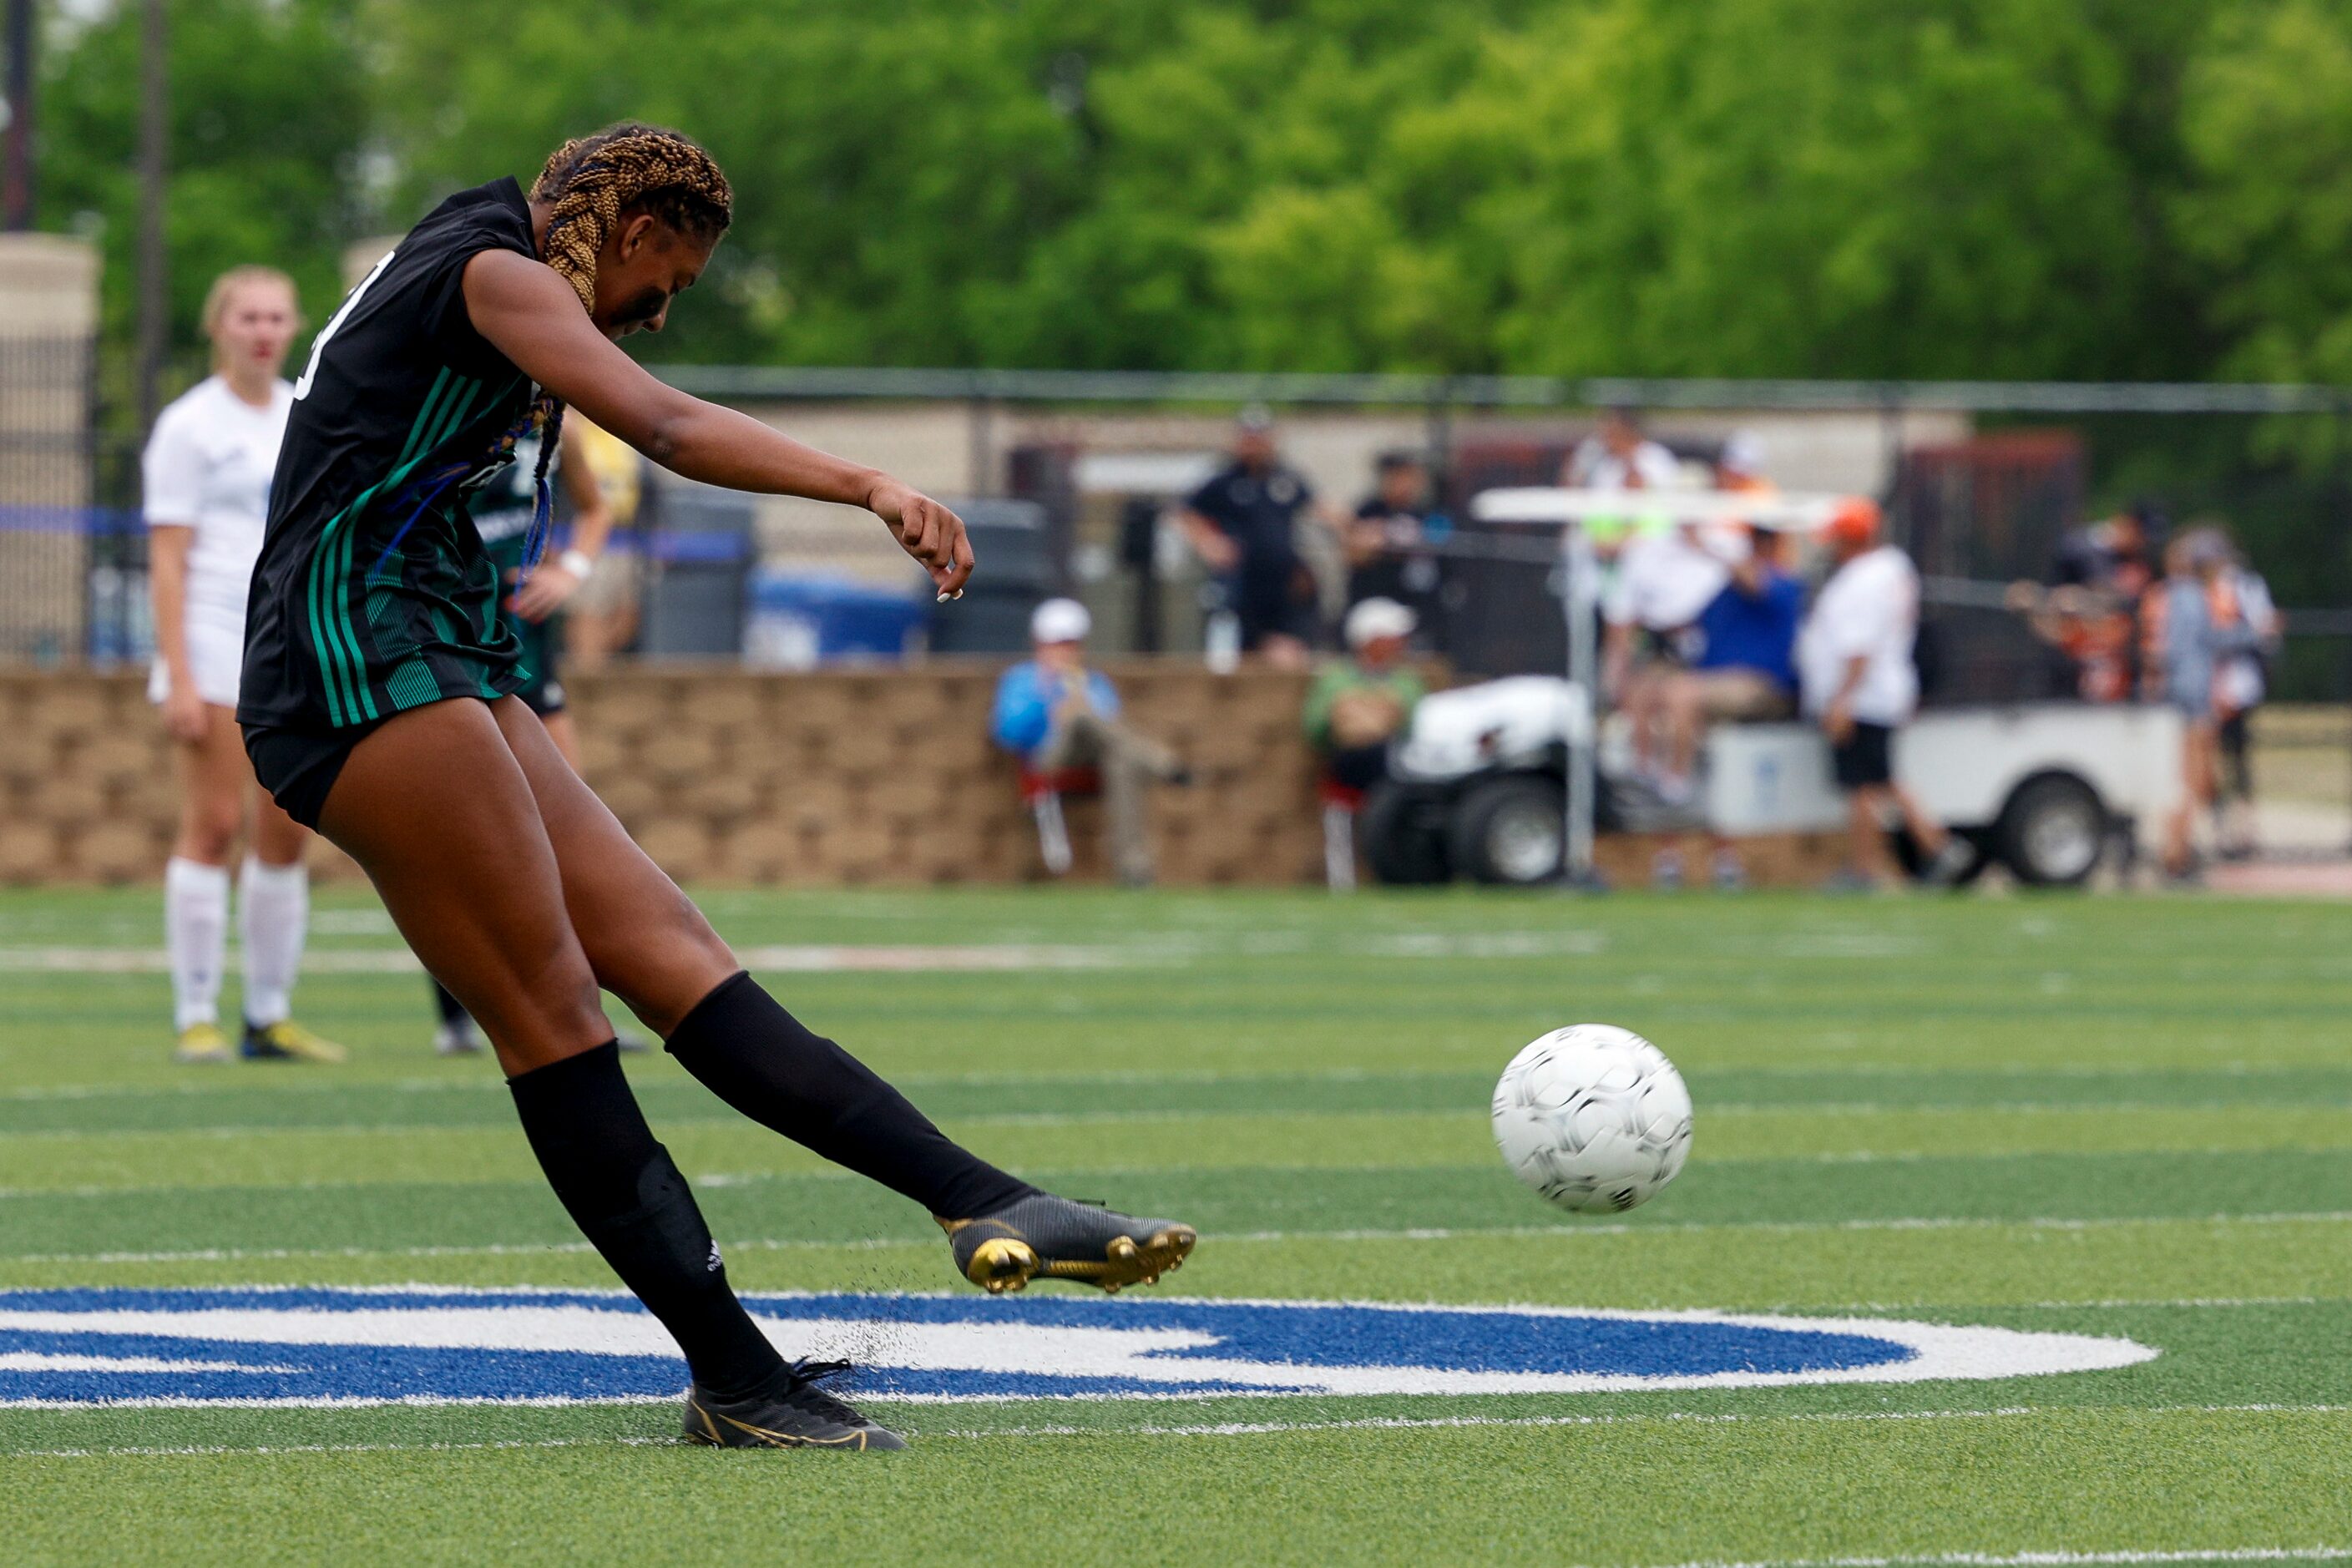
xmin=145 ymin=266 xmax=343 ymax=1065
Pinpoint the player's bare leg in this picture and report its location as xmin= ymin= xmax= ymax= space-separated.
xmin=318 ymin=698 xmax=902 ymax=1449
xmin=237 ymin=784 xmax=341 ymax=1062
xmin=162 ymin=704 xmax=249 ymax=1062
xmin=319 ymin=704 xmax=612 ymax=1072
xmin=538 ymin=707 xmax=583 ymax=771
xmin=490 ymin=696 xmax=1196 ymax=1295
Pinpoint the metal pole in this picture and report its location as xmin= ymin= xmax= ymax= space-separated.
xmin=1562 ymin=521 xmax=1599 ymax=887
xmin=1424 ymin=380 xmax=1454 ymax=491
xmin=2338 ymin=408 xmax=2352 ymax=857
xmin=2 ymin=0 xmax=32 ymax=230
xmin=967 ymin=396 xmax=994 ymax=499
xmin=134 ymin=0 xmax=168 ymax=436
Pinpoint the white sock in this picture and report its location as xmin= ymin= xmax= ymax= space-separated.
xmin=164 ymin=857 xmax=230 ymax=1033
xmin=237 ymin=857 xmax=310 ymax=1029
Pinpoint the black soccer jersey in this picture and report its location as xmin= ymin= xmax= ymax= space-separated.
xmin=240 ymin=177 xmax=545 ymax=733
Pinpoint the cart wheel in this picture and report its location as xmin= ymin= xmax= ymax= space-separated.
xmin=1359 ymin=781 xmax=1453 ymax=886
xmin=1449 ymin=775 xmax=1567 ymax=886
xmin=1995 ymin=773 xmax=2107 ymax=888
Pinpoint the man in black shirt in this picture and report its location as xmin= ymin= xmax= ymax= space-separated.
xmin=1346 ymin=449 xmax=1442 ymax=628
xmin=1177 ymin=407 xmax=1332 ymax=669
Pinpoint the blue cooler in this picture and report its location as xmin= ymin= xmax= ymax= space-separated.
xmin=746 ymin=570 xmax=929 ymax=668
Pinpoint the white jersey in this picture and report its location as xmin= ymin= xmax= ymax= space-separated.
xmin=1565 ymin=437 xmax=1681 ymax=492
xmin=1798 ymin=544 xmax=1921 ymax=726
xmin=1603 ymin=527 xmax=1731 ymax=632
xmin=143 ymin=375 xmax=293 ymax=706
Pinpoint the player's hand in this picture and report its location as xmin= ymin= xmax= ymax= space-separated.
xmin=1823 ymin=697 xmax=1855 ymax=745
xmin=508 ymin=563 xmax=580 ymax=625
xmin=1194 ymin=530 xmax=1242 ymax=574
xmin=867 ymin=478 xmax=974 ymax=599
xmin=162 ymin=684 xmax=210 ymax=744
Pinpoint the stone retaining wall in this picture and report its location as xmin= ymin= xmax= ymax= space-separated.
xmin=0 ymin=665 xmax=1920 ymax=888
xmin=0 ymin=664 xmax=1330 ymax=887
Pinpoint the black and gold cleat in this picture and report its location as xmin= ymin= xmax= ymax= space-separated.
xmin=680 ymin=1360 xmax=906 ymax=1451
xmin=938 ymin=1192 xmax=1196 ymax=1295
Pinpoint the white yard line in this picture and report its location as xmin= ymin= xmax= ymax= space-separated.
xmin=0 ymin=943 xmax=1164 ymax=974
xmin=0 ymin=1106 xmax=1489 ymax=1143
xmin=0 ymin=929 xmax=1640 ymax=974
xmin=12 ymin=1128 xmax=2352 ymax=1190
xmin=7 ymin=1401 xmax=2349 ymax=1460
xmin=9 ymin=1210 xmax=2352 ymax=1267
xmin=1610 ymin=1550 xmax=2352 ymax=1568
xmin=7 ymin=1084 xmax=2345 ymax=1121
xmin=923 ymin=1400 xmax=2352 ymax=1439
xmin=5 ymin=1434 xmax=675 ymax=1460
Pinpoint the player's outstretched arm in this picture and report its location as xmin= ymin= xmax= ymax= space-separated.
xmin=461 ymin=249 xmax=973 ymax=597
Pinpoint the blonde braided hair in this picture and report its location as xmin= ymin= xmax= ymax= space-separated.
xmin=494 ymin=124 xmax=730 ymax=578
xmin=529 ymin=122 xmax=733 ymax=315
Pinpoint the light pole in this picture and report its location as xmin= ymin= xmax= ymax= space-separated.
xmin=134 ymin=0 xmax=167 ymax=435
xmin=3 ymin=0 xmax=32 ymax=230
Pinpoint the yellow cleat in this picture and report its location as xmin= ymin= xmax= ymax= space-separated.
xmin=240 ymin=1018 xmax=347 ymax=1064
xmin=174 ymin=1022 xmax=231 ymax=1065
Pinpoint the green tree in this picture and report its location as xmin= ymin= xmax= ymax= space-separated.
xmin=2178 ymin=0 xmax=2352 ymax=383
xmin=35 ymin=0 xmax=2352 ymax=392
xmin=36 ymin=0 xmax=372 ymax=368
xmin=365 ymin=0 xmax=1130 ymax=367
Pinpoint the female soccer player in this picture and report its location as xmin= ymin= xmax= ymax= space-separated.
xmin=420 ymin=420 xmax=643 ymax=1056
xmin=145 ymin=266 xmax=342 ymax=1065
xmin=239 ymin=124 xmax=1192 ymax=1449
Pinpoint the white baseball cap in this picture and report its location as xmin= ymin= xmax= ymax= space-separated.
xmin=1030 ymin=597 xmax=1092 ymax=645
xmin=1343 ymin=597 xmax=1417 ymax=650
xmin=1719 ymin=431 xmax=1766 ymax=476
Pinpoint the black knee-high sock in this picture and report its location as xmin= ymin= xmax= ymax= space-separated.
xmin=507 ymin=1042 xmax=782 ymax=1399
xmin=665 ymin=971 xmax=1033 ymax=1218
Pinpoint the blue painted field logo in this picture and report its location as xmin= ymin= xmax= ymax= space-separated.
xmin=0 ymin=1287 xmax=2154 ymax=1408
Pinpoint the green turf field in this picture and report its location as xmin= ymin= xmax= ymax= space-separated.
xmin=3 ymin=886 xmax=2349 ymax=1565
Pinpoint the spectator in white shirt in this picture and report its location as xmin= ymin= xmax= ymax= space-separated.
xmin=1602 ymin=524 xmax=1731 ymax=801
xmin=1797 ymin=500 xmax=1967 ymax=889
xmin=1564 ymin=407 xmax=1682 ymax=493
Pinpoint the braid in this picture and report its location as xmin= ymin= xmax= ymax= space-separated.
xmin=529 ymin=121 xmax=732 ymax=315
xmin=510 ymin=124 xmax=730 ymax=578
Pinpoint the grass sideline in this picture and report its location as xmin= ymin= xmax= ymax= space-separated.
xmin=2 ymin=887 xmax=2349 ymax=1565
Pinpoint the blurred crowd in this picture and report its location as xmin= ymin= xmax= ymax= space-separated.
xmin=1146 ymin=403 xmax=2289 ymax=888
xmin=1174 ymin=407 xmax=1449 ymax=672
xmin=1562 ymin=410 xmax=1961 ymax=891
xmin=2008 ymin=504 xmax=2281 ymax=873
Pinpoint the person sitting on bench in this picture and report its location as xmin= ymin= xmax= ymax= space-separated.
xmin=990 ymin=599 xmax=1189 ymax=887
xmin=1304 ymin=598 xmax=1426 ymax=793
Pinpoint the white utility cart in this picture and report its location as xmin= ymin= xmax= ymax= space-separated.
xmin=1355 ymin=488 xmax=2185 ymax=888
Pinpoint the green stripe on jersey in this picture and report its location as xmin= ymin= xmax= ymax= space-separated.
xmin=392 ymin=368 xmax=453 ymax=472
xmin=383 ymin=655 xmax=441 ymax=711
xmin=305 ymin=371 xmax=482 ymax=726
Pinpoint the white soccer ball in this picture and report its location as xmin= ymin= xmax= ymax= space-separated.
xmin=1491 ymin=1024 xmax=1692 ymax=1213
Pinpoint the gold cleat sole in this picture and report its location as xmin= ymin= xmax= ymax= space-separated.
xmin=681 ymin=1396 xmax=888 ymax=1450
xmin=960 ymin=1226 xmax=1196 ymax=1295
